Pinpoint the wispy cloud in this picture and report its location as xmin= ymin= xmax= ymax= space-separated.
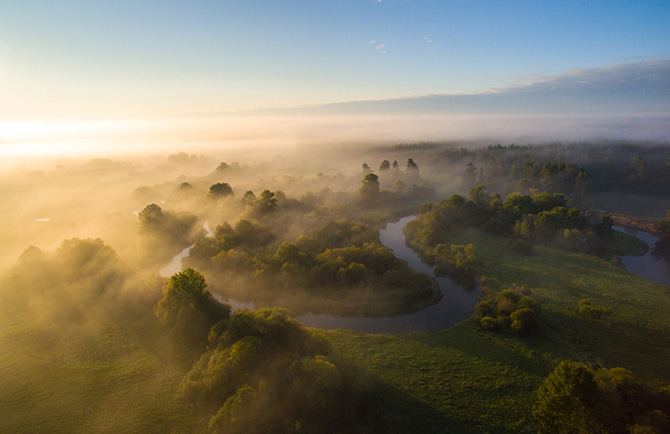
xmin=423 ymin=36 xmax=432 ymax=43
xmin=367 ymin=40 xmax=377 ymax=45
xmin=497 ymin=58 xmax=670 ymax=94
xmin=375 ymin=44 xmax=385 ymax=50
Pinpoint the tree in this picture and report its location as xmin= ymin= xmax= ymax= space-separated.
xmin=241 ymin=190 xmax=255 ymax=205
xmin=155 ymin=268 xmax=230 ymax=350
xmin=254 ymin=190 xmax=278 ymax=214
xmin=379 ymin=160 xmax=391 ymax=171
xmin=392 ymin=160 xmax=399 ymax=171
xmin=631 ymin=156 xmax=648 ymax=184
xmin=463 ymin=162 xmax=476 ymax=186
xmin=406 ymin=158 xmax=419 ymax=173
xmin=655 ymin=211 xmax=670 ymax=241
xmin=362 ymin=163 xmax=371 ymax=173
xmin=138 ymin=203 xmax=164 ymax=227
xmin=575 ymin=168 xmax=587 ymax=201
xmin=510 ymin=307 xmax=537 ymax=334
xmin=533 ymin=361 xmax=606 ymax=434
xmin=359 ymin=173 xmax=380 ymax=201
xmin=469 ymin=185 xmax=489 ymax=208
xmin=210 ymin=182 xmax=233 ymax=198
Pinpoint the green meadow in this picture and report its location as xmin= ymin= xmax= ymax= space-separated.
xmin=324 ymin=226 xmax=670 ymax=433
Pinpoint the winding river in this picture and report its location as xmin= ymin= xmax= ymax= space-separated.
xmin=159 ymin=216 xmax=480 ymax=334
xmin=159 ymin=219 xmax=670 ymax=334
xmin=613 ymin=226 xmax=670 ymax=286
xmin=296 ymin=216 xmax=480 ymax=333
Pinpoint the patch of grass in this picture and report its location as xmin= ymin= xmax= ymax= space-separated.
xmin=0 ymin=318 xmax=196 ymax=434
xmin=606 ymin=229 xmax=649 ymax=257
xmin=323 ymin=226 xmax=670 ymax=433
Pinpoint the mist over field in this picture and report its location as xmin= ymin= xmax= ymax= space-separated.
xmin=3 ymin=1 xmax=670 ymax=433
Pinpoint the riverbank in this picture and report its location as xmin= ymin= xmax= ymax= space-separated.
xmin=586 ymin=209 xmax=658 ymax=236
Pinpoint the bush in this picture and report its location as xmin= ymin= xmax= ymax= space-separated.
xmin=510 ymin=308 xmax=538 ymax=334
xmin=480 ymin=316 xmax=499 ymax=331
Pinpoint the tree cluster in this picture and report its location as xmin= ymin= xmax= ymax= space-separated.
xmin=406 ymin=186 xmax=610 ymax=255
xmin=534 ymin=360 xmax=670 ymax=434
xmin=186 ymin=219 xmax=440 ymax=313
xmin=154 ymin=269 xmax=374 ymax=433
xmin=474 ymin=288 xmax=539 ymax=334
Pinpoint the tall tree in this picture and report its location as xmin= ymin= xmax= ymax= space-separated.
xmin=359 ymin=173 xmax=380 ymax=201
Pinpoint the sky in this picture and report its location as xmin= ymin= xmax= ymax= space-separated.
xmin=0 ymin=1 xmax=669 ymax=156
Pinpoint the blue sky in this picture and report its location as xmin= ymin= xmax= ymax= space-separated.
xmin=1 ymin=0 xmax=669 ymax=120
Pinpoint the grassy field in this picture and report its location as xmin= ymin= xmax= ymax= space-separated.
xmin=2 ymin=223 xmax=668 ymax=433
xmin=323 ymin=227 xmax=670 ymax=433
xmin=0 ymin=317 xmax=197 ymax=434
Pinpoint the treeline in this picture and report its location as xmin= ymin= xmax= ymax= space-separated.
xmin=425 ymin=142 xmax=670 ymax=198
xmin=405 ymin=186 xmax=615 ymax=255
xmin=358 ymin=158 xmax=435 ymax=204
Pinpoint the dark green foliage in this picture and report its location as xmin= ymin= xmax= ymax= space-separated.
xmin=252 ymin=242 xmax=438 ymax=305
xmin=189 ymin=219 xmax=274 ymax=267
xmin=405 ymin=188 xmax=604 ymax=254
xmin=474 ymin=289 xmax=539 ymax=335
xmin=155 ymin=268 xmax=230 ymax=351
xmin=480 ymin=316 xmax=499 ymax=331
xmin=557 ymin=228 xmax=605 ymax=254
xmin=180 ymin=307 xmax=370 ymax=434
xmin=433 ymin=243 xmax=477 ymax=273
xmin=188 ymin=218 xmax=438 ymax=315
xmin=510 ymin=308 xmax=537 ymax=334
xmin=295 ymin=219 xmax=378 ymax=255
xmin=533 ymin=361 xmax=670 ymax=434
xmin=209 ymin=182 xmax=233 ymax=198
xmin=253 ymin=190 xmax=278 ymax=215
xmin=533 ymin=361 xmax=607 ymax=434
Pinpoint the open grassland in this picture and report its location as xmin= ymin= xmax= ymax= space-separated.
xmin=324 ymin=227 xmax=670 ymax=433
xmin=0 ymin=318 xmax=196 ymax=434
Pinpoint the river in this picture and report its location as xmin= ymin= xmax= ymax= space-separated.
xmin=159 ymin=216 xmax=479 ymax=334
xmin=613 ymin=226 xmax=670 ymax=286
xmin=295 ymin=216 xmax=479 ymax=333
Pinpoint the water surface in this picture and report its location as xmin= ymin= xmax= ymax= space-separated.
xmin=613 ymin=226 xmax=670 ymax=285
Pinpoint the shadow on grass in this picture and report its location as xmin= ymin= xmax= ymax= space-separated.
xmin=338 ymin=360 xmax=498 ymax=434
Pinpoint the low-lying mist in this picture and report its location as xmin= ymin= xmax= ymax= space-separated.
xmin=2 ymin=113 xmax=669 ymax=162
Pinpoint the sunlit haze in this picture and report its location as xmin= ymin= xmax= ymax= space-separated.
xmin=1 ymin=1 xmax=670 ymax=157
